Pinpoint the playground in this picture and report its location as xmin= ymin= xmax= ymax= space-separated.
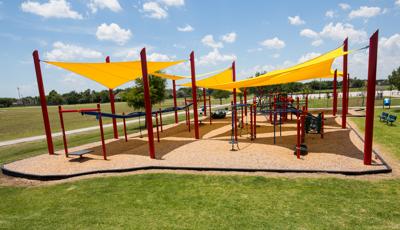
xmin=2 ymin=30 xmax=394 ymax=180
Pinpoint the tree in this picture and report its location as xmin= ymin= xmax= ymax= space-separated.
xmin=0 ymin=98 xmax=15 ymax=107
xmin=212 ymin=90 xmax=231 ymax=105
xmin=125 ymin=75 xmax=167 ymax=109
xmin=47 ymin=90 xmax=64 ymax=105
xmin=388 ymin=66 xmax=400 ymax=91
xmin=63 ymin=91 xmax=80 ymax=104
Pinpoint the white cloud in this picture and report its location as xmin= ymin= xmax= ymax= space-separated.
xmin=320 ymin=22 xmax=367 ymax=43
xmin=260 ymin=37 xmax=285 ymax=49
xmin=221 ymin=32 xmax=237 ymax=43
xmin=288 ymin=16 xmax=305 ymax=25
xmin=325 ymin=10 xmax=335 ymax=18
xmin=198 ymin=49 xmax=236 ymax=66
xmin=88 ymin=0 xmax=122 ymax=13
xmin=339 ymin=3 xmax=351 ymax=10
xmin=349 ymin=6 xmax=381 ymax=19
xmin=300 ymin=29 xmax=319 ymax=39
xmin=298 ymin=52 xmax=321 ymax=63
xmin=142 ymin=2 xmax=167 ymax=19
xmin=177 ymin=24 xmax=194 ymax=32
xmin=160 ymin=0 xmax=184 ymax=7
xmin=396 ymin=0 xmax=400 ymax=6
xmin=311 ymin=39 xmax=323 ymax=47
xmin=148 ymin=52 xmax=175 ymax=61
xmin=21 ymin=0 xmax=82 ymax=19
xmin=96 ymin=23 xmax=132 ymax=45
xmin=45 ymin=42 xmax=102 ymax=61
xmin=201 ymin=35 xmax=223 ymax=48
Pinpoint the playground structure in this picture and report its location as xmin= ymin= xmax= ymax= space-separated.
xmin=1 ymin=30 xmax=390 ymax=181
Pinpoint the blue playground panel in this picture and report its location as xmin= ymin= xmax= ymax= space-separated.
xmin=384 ymin=98 xmax=391 ymax=106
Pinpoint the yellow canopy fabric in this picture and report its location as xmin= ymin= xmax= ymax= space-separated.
xmin=208 ymin=46 xmax=348 ymax=90
xmin=151 ymin=72 xmax=188 ymax=81
xmin=45 ymin=60 xmax=185 ymax=89
xmin=180 ymin=67 xmax=239 ymax=92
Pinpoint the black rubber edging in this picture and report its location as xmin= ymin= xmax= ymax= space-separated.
xmin=1 ymin=164 xmax=392 ymax=181
xmin=0 ymin=121 xmax=392 ymax=181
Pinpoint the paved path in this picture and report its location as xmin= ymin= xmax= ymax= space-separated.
xmin=0 ymin=104 xmax=230 ymax=147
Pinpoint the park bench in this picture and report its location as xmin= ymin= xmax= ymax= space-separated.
xmin=68 ymin=149 xmax=93 ymax=158
xmin=386 ymin=114 xmax=397 ymax=125
xmin=379 ymin=112 xmax=389 ymax=122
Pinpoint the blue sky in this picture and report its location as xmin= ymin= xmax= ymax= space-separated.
xmin=0 ymin=0 xmax=399 ymax=97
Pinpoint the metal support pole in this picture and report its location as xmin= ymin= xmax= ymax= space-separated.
xmin=203 ymin=88 xmax=207 ymax=116
xmin=172 ymin=80 xmax=178 ymax=123
xmin=106 ymin=56 xmax=118 ymax=139
xmin=209 ymin=95 xmax=212 ymax=125
xmin=342 ymin=38 xmax=348 ymax=129
xmin=32 ymin=50 xmax=54 ymax=155
xmin=155 ymin=113 xmax=160 ymax=142
xmin=140 ymin=48 xmax=156 ymax=159
xmin=122 ymin=112 xmax=127 ymax=142
xmin=250 ymin=102 xmax=253 ymax=140
xmin=364 ymin=30 xmax=379 ymax=165
xmin=232 ymin=61 xmax=238 ymax=142
xmin=296 ymin=117 xmax=301 ymax=159
xmin=97 ymin=104 xmax=107 ymax=160
xmin=253 ymin=97 xmax=257 ymax=139
xmin=333 ymin=69 xmax=338 ymax=116
xmin=244 ymin=88 xmax=247 ymax=116
xmin=347 ymin=73 xmax=350 ymax=113
xmin=159 ymin=108 xmax=163 ymax=132
xmin=58 ymin=106 xmax=68 ymax=157
xmin=190 ymin=51 xmax=200 ymax=139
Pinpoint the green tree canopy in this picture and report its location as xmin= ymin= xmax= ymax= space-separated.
xmin=388 ymin=66 xmax=400 ymax=91
xmin=125 ymin=75 xmax=167 ymax=110
xmin=212 ymin=90 xmax=231 ymax=105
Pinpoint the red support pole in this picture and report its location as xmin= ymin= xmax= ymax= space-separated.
xmin=172 ymin=80 xmax=178 ymax=123
xmin=203 ymin=88 xmax=207 ymax=116
xmin=253 ymin=97 xmax=257 ymax=139
xmin=159 ymin=108 xmax=163 ymax=132
xmin=122 ymin=112 xmax=128 ymax=142
xmin=58 ymin=105 xmax=68 ymax=157
xmin=296 ymin=96 xmax=299 ymax=111
xmin=321 ymin=112 xmax=324 ymax=139
xmin=364 ymin=30 xmax=379 ymax=165
xmin=241 ymin=99 xmax=244 ymax=128
xmin=106 ymin=56 xmax=118 ymax=140
xmin=155 ymin=113 xmax=160 ymax=142
xmin=209 ymin=95 xmax=212 ymax=125
xmin=140 ymin=48 xmax=156 ymax=159
xmin=342 ymin=38 xmax=348 ymax=129
xmin=333 ymin=69 xmax=338 ymax=116
xmin=296 ymin=117 xmax=301 ymax=159
xmin=244 ymin=88 xmax=247 ymax=116
xmin=97 ymin=104 xmax=107 ymax=160
xmin=190 ymin=51 xmax=200 ymax=139
xmin=269 ymin=95 xmax=272 ymax=122
xmin=188 ymin=107 xmax=191 ymax=132
xmin=32 ymin=50 xmax=54 ymax=155
xmin=347 ymin=73 xmax=350 ymax=113
xmin=232 ymin=61 xmax=238 ymax=142
xmin=250 ymin=102 xmax=254 ymax=140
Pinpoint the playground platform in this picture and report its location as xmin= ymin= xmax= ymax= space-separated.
xmin=1 ymin=113 xmax=391 ymax=180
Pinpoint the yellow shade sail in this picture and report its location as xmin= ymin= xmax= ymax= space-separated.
xmin=180 ymin=67 xmax=239 ymax=92
xmin=45 ymin=60 xmax=185 ymax=89
xmin=150 ymin=72 xmax=189 ymax=81
xmin=208 ymin=46 xmax=348 ymax=90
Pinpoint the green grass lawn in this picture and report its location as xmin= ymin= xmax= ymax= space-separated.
xmin=0 ymin=174 xmax=400 ymax=229
xmin=350 ymin=108 xmax=400 ymax=159
xmin=0 ymin=107 xmax=400 ymax=229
